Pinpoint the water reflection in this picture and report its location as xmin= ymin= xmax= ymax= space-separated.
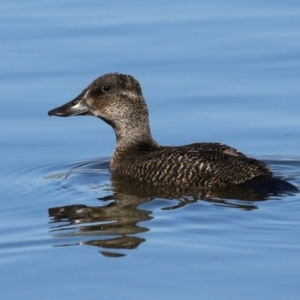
xmin=49 ymin=172 xmax=271 ymax=257
xmin=49 ymin=192 xmax=150 ymax=257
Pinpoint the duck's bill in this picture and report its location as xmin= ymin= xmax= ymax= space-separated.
xmin=48 ymin=93 xmax=91 ymax=117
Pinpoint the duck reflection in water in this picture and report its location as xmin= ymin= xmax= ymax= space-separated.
xmin=49 ymin=172 xmax=276 ymax=258
xmin=49 ymin=192 xmax=150 ymax=258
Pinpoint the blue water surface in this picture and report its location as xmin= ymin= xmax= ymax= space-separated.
xmin=1 ymin=0 xmax=300 ymax=299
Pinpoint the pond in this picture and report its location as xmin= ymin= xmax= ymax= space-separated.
xmin=1 ymin=1 xmax=300 ymax=299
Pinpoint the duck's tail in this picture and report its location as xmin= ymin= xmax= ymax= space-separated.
xmin=238 ymin=176 xmax=298 ymax=194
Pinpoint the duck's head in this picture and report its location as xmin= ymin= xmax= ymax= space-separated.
xmin=49 ymin=73 xmax=147 ymax=124
xmin=48 ymin=73 xmax=156 ymax=147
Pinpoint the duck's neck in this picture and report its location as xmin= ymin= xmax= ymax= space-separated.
xmin=113 ymin=120 xmax=159 ymax=151
xmin=109 ymin=119 xmax=159 ymax=171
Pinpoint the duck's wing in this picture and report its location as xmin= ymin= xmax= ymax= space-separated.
xmin=121 ymin=142 xmax=271 ymax=187
xmin=113 ymin=142 xmax=298 ymax=192
xmin=175 ymin=142 xmax=247 ymax=158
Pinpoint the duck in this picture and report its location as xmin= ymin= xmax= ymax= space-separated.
xmin=48 ymin=73 xmax=298 ymax=193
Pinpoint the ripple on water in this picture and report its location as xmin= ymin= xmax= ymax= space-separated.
xmin=1 ymin=156 xmax=300 ymax=258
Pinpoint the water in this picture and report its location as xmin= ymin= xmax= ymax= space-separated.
xmin=1 ymin=0 xmax=300 ymax=299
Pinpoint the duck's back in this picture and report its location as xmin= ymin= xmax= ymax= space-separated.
xmin=110 ymin=142 xmax=272 ymax=187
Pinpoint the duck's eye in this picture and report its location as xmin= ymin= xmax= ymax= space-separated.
xmin=102 ymin=86 xmax=111 ymax=92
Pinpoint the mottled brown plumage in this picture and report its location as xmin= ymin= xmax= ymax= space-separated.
xmin=48 ymin=73 xmax=297 ymax=192
xmin=110 ymin=142 xmax=273 ymax=187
